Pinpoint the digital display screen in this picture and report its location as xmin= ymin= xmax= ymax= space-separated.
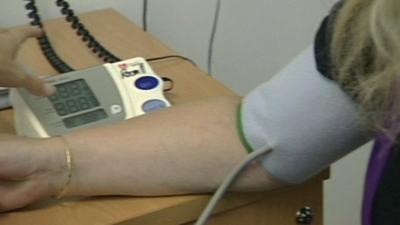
xmin=63 ymin=109 xmax=107 ymax=128
xmin=48 ymin=79 xmax=100 ymax=116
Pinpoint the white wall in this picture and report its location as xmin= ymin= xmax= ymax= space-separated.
xmin=0 ymin=1 xmax=369 ymax=225
xmin=148 ymin=0 xmax=332 ymax=95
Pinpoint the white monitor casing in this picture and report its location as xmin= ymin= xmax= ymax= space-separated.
xmin=11 ymin=57 xmax=170 ymax=138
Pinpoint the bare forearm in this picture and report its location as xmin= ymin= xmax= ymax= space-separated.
xmin=47 ymin=96 xmax=282 ymax=197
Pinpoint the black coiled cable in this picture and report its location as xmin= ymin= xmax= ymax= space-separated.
xmin=25 ymin=0 xmax=74 ymax=73
xmin=24 ymin=0 xmax=177 ymax=91
xmin=24 ymin=0 xmax=122 ymax=73
xmin=54 ymin=0 xmax=121 ymax=63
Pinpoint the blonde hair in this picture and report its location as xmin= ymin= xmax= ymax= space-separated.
xmin=331 ymin=0 xmax=400 ymax=135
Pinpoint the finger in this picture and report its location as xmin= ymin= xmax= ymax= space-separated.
xmin=0 ymin=60 xmax=55 ymax=96
xmin=0 ymin=180 xmax=48 ymax=212
xmin=7 ymin=26 xmax=43 ymax=46
xmin=0 ymin=182 xmax=26 ymax=212
xmin=21 ymin=76 xmax=56 ymax=97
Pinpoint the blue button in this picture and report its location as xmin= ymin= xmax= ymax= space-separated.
xmin=142 ymin=100 xmax=167 ymax=113
xmin=135 ymin=76 xmax=159 ymax=90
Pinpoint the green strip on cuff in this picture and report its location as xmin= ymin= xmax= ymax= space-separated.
xmin=237 ymin=104 xmax=254 ymax=153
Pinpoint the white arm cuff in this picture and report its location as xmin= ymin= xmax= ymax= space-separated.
xmin=240 ymin=46 xmax=372 ymax=184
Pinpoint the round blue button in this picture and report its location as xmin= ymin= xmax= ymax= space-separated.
xmin=135 ymin=76 xmax=159 ymax=90
xmin=142 ymin=99 xmax=167 ymax=113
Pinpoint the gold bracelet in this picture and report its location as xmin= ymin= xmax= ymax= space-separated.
xmin=54 ymin=136 xmax=73 ymax=199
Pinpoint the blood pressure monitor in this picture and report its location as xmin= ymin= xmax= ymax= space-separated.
xmin=11 ymin=57 xmax=170 ymax=138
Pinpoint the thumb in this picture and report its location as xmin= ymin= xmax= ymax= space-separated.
xmin=4 ymin=26 xmax=43 ymax=58
xmin=7 ymin=26 xmax=43 ymax=46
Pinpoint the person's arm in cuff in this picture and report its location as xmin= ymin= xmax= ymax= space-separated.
xmin=240 ymin=46 xmax=373 ymax=184
xmin=46 ymin=96 xmax=284 ymax=197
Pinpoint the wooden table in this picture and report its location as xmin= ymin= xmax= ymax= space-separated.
xmin=0 ymin=9 xmax=327 ymax=225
